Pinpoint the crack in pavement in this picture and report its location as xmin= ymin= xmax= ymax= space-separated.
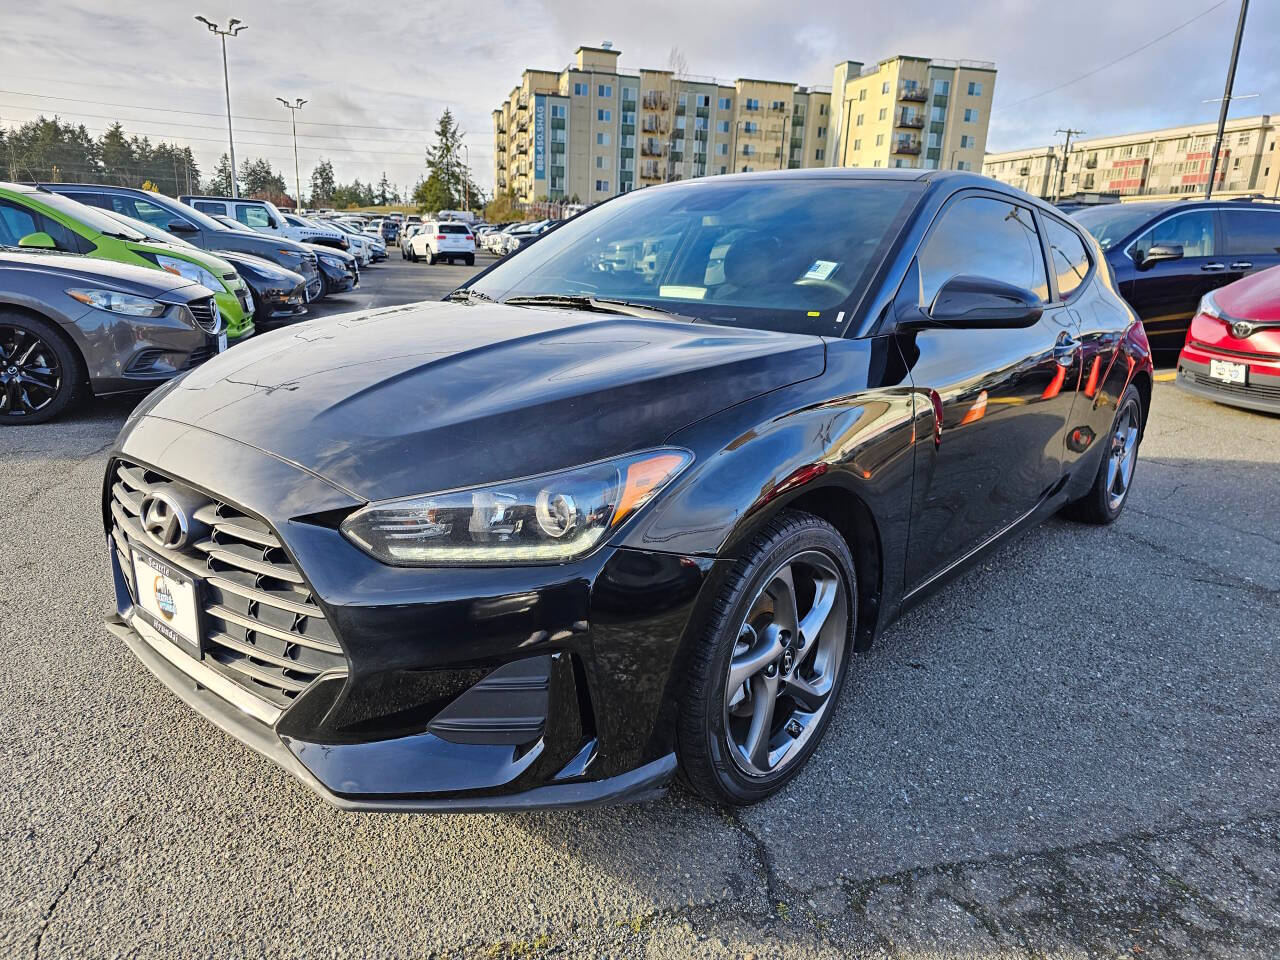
xmin=31 ymin=840 xmax=100 ymax=960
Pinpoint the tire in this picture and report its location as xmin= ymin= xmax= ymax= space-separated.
xmin=677 ymin=509 xmax=857 ymax=806
xmin=465 ymin=254 xmax=475 ymax=266
xmin=1063 ymin=383 xmax=1144 ymax=524
xmin=408 ymin=246 xmax=418 ymax=263
xmin=0 ymin=310 xmax=86 ymax=425
xmin=426 ymin=249 xmax=436 ymax=266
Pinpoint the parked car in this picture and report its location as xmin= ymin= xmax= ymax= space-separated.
xmin=205 ymin=213 xmax=357 ymax=299
xmin=0 ymin=249 xmax=223 ymax=423
xmin=1072 ymin=198 xmax=1280 ymax=352
xmin=0 ymin=182 xmax=254 ymax=341
xmin=179 ymin=195 xmax=348 ymax=252
xmin=379 ymin=219 xmax=400 ymax=244
xmin=100 ymin=169 xmax=1151 ymax=811
xmin=496 ymin=219 xmax=553 ymax=256
xmin=40 ymin=184 xmax=325 ymax=303
xmin=399 ymin=223 xmax=424 ymax=260
xmin=408 ymin=221 xmax=475 ymax=264
xmin=328 ymin=219 xmax=381 ymax=265
xmin=214 ymin=250 xmax=308 ymax=328
xmin=1176 ymin=262 xmax=1280 ymax=414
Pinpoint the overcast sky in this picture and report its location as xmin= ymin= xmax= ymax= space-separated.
xmin=2 ymin=0 xmax=1276 ymax=194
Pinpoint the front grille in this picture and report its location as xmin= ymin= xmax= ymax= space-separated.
xmin=1185 ymin=371 xmax=1280 ymax=401
xmin=1190 ymin=340 xmax=1280 ymax=361
xmin=109 ymin=460 xmax=346 ymax=713
xmin=187 ymin=297 xmax=220 ymax=333
xmin=182 ymin=344 xmax=214 ymax=370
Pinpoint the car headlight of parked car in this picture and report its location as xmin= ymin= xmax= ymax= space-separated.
xmin=66 ymin=288 xmax=167 ymax=317
xmin=318 ymin=252 xmax=347 ymax=269
xmin=1197 ymin=289 xmax=1225 ymax=321
xmin=153 ymin=255 xmax=223 ymax=292
xmin=340 ymin=448 xmax=692 ymax=566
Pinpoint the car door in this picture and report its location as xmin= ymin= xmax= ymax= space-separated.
xmin=1218 ymin=206 xmax=1280 ymax=287
xmin=1123 ymin=209 xmax=1221 ymax=352
xmin=897 ymin=192 xmax=1080 ymax=591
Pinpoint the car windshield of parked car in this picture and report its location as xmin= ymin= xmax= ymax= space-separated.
xmin=1072 ymin=204 xmax=1165 ymax=251
xmin=36 ymin=191 xmax=147 ymax=241
xmin=99 ymin=208 xmax=197 ymax=248
xmin=214 ymin=214 xmax=256 ymax=234
xmin=470 ymin=178 xmax=921 ymax=334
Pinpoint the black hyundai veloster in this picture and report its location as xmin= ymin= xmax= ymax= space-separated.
xmin=103 ymin=170 xmax=1152 ymax=810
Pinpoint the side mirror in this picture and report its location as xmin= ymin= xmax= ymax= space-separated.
xmin=167 ymin=220 xmax=198 ymax=234
xmin=1138 ymin=243 xmax=1182 ymax=268
xmin=927 ymin=275 xmax=1044 ymax=328
xmin=17 ymin=231 xmax=56 ymax=250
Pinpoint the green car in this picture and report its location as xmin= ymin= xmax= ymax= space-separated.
xmin=0 ymin=182 xmax=254 ymax=341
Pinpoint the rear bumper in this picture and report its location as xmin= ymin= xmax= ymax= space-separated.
xmin=1176 ymin=355 xmax=1280 ymax=414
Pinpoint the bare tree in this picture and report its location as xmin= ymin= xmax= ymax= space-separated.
xmin=667 ymin=45 xmax=688 ymax=78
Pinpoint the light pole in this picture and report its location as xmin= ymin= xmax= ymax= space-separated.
xmin=195 ymin=16 xmax=247 ymax=198
xmin=462 ymin=143 xmax=470 ymax=212
xmin=276 ymin=97 xmax=308 ymax=211
xmin=1054 ymin=128 xmax=1085 ymax=201
xmin=1205 ymin=0 xmax=1249 ymax=200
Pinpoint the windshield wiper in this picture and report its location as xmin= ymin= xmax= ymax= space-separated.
xmin=446 ymin=288 xmax=497 ymax=304
xmin=502 ymin=293 xmax=693 ymax=323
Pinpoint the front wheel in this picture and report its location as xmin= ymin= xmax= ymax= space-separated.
xmin=1063 ymin=383 xmax=1144 ymax=524
xmin=0 ymin=311 xmax=85 ymax=425
xmin=677 ymin=510 xmax=856 ymax=806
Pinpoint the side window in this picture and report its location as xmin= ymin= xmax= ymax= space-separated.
xmin=236 ymin=205 xmax=272 ymax=229
xmin=193 ymin=201 xmax=225 ymax=217
xmin=131 ymin=198 xmax=173 ymax=230
xmin=0 ymin=200 xmax=81 ymax=252
xmin=1133 ymin=211 xmax=1215 ymax=260
xmin=1221 ymin=209 xmax=1280 ymax=255
xmin=918 ymin=195 xmax=1048 ymax=307
xmin=1043 ymin=217 xmax=1092 ymax=300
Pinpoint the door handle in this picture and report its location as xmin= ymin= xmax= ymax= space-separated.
xmin=1053 ymin=333 xmax=1078 ymax=367
xmin=1201 ymin=262 xmax=1226 ymax=271
xmin=1230 ymin=261 xmax=1253 ymax=269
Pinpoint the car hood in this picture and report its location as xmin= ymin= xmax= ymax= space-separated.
xmin=134 ymin=300 xmax=825 ymax=502
xmin=0 ymin=249 xmax=196 ymax=297
xmin=1218 ymin=263 xmax=1280 ymax=322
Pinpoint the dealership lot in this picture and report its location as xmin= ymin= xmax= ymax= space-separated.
xmin=2 ymin=255 xmax=1279 ymax=958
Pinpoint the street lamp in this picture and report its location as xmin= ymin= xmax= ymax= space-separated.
xmin=276 ymin=97 xmax=308 ymax=211
xmin=462 ymin=142 xmax=470 ymax=212
xmin=195 ymin=15 xmax=247 ymax=198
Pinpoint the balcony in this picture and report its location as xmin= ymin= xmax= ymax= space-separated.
xmin=642 ymin=91 xmax=670 ymax=110
xmin=897 ymin=110 xmax=925 ymax=129
xmin=892 ymin=137 xmax=922 ymax=155
xmin=516 ymin=116 xmax=529 ymax=132
xmin=1084 ymin=158 xmax=1098 ymax=169
xmin=696 ymin=106 xmax=709 ymax=119
xmin=898 ymin=82 xmax=928 ymax=102
xmin=641 ymin=139 xmax=667 ymax=157
xmin=1018 ymin=165 xmax=1030 ymax=176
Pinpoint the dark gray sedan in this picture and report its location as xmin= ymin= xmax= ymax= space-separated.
xmin=0 ymin=249 xmax=223 ymax=424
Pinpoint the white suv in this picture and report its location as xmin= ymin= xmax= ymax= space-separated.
xmin=409 ymin=221 xmax=475 ymax=265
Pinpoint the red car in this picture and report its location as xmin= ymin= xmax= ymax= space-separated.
xmin=1177 ymin=263 xmax=1280 ymax=415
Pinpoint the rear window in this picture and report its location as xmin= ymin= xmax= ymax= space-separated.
xmin=440 ymin=224 xmax=469 ymax=234
xmin=1222 ymin=209 xmax=1280 ymax=256
xmin=1042 ymin=217 xmax=1092 ymax=300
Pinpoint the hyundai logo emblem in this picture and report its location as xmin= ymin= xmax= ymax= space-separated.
xmin=1230 ymin=320 xmax=1256 ymax=339
xmin=140 ymin=491 xmax=189 ymax=550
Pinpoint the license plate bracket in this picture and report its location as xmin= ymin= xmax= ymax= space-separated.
xmin=1209 ymin=358 xmax=1247 ymax=384
xmin=131 ymin=545 xmax=203 ymax=659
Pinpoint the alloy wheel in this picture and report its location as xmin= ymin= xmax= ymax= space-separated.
xmin=0 ymin=324 xmax=63 ymax=419
xmin=723 ymin=550 xmax=849 ymax=778
xmin=1106 ymin=399 xmax=1140 ymax=511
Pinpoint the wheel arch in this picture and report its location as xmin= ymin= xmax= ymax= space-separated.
xmin=0 ymin=300 xmax=89 ymax=380
xmin=1130 ymin=367 xmax=1152 ymax=436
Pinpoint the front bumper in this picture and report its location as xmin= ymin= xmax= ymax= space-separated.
xmin=1177 ymin=354 xmax=1280 ymax=415
xmin=103 ymin=419 xmax=714 ymax=811
xmin=316 ymin=257 xmax=358 ymax=294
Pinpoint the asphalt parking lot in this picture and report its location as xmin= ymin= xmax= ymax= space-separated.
xmin=2 ymin=258 xmax=1279 ymax=959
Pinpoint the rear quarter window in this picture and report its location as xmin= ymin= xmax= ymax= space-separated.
xmin=1042 ymin=217 xmax=1092 ymax=300
xmin=1222 ymin=209 xmax=1280 ymax=256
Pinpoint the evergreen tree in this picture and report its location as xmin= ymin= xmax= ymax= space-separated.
xmin=310 ymin=158 xmax=336 ymax=206
xmin=238 ymin=158 xmax=288 ymax=198
xmin=376 ymin=171 xmax=392 ymax=206
xmin=207 ymin=154 xmax=234 ymax=195
xmin=418 ymin=109 xmax=482 ymax=213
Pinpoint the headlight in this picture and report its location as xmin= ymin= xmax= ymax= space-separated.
xmin=318 ymin=254 xmax=344 ymax=268
xmin=66 ymin=288 xmax=166 ymax=317
xmin=340 ymin=448 xmax=692 ymax=566
xmin=1197 ymin=289 xmax=1224 ymax=320
xmin=276 ymin=248 xmax=304 ymax=259
xmin=154 ymin=255 xmax=223 ymax=291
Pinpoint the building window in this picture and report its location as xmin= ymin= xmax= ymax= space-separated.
xmin=694 ymin=116 xmax=708 ymax=130
xmin=595 ymin=179 xmax=609 ymax=192
xmin=960 ymin=135 xmax=974 ymax=148
xmin=718 ymin=96 xmax=732 ymax=110
xmin=878 ymin=108 xmax=887 ymax=121
xmin=928 ymin=132 xmax=940 ymax=148
xmin=771 ymin=100 xmax=785 ymax=110
xmin=935 ymin=79 xmax=950 ymax=95
xmin=596 ymin=132 xmax=610 ymax=145
xmin=623 ymin=86 xmax=637 ymax=101
xmin=853 ymin=138 xmax=862 ymax=150
xmin=550 ymin=104 xmax=566 ymax=119
xmin=717 ymin=142 xmax=728 ymax=155
xmin=817 ymin=126 xmax=826 ymax=138
xmin=1239 ymin=132 xmax=1252 ymax=147
xmin=747 ymin=98 xmax=761 ymax=110
xmin=875 ymin=134 xmax=884 ymax=146
xmin=814 ymin=148 xmax=825 ymax=161
xmin=819 ymin=103 xmax=827 ymax=116
xmin=743 ymin=144 xmax=755 ymax=156
xmin=964 ymin=108 xmax=979 ymax=123
xmin=744 ymin=121 xmax=758 ymax=134
xmin=598 ymin=84 xmax=612 ymax=98
xmin=597 ymin=109 xmax=611 ymax=121
xmin=718 ymin=120 xmax=730 ymax=133
xmin=873 ymin=159 xmax=882 ymax=167
xmin=858 ymin=89 xmax=867 ymax=101
xmin=675 ymin=115 xmax=686 ymax=130
xmin=931 ymin=106 xmax=945 ymax=122
xmin=967 ymin=81 xmax=982 ymax=96
xmin=573 ymin=82 xmax=588 ymax=96
xmin=596 ymin=155 xmax=610 ymax=169
xmin=881 ymin=81 xmax=889 ymax=94
xmin=956 ymin=160 xmax=971 ymax=171
xmin=856 ymin=113 xmax=864 ymax=126
xmin=696 ymin=94 xmax=710 ymax=107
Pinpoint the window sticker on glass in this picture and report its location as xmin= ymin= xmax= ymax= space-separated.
xmin=658 ymin=285 xmax=707 ymax=299
xmin=803 ymin=260 xmax=840 ymax=281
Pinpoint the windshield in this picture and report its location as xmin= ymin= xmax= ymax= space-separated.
xmin=1071 ymin=204 xmax=1165 ymax=251
xmin=36 ymin=191 xmax=147 ymax=240
xmin=99 ymin=208 xmax=196 ymax=248
xmin=215 ymin=215 xmax=256 ymax=234
xmin=470 ymin=178 xmax=922 ymax=335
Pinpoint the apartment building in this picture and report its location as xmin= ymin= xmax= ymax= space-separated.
xmin=493 ymin=45 xmax=988 ymax=204
xmin=983 ymin=115 xmax=1280 ymax=201
xmin=826 ymin=56 xmax=996 ymax=172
